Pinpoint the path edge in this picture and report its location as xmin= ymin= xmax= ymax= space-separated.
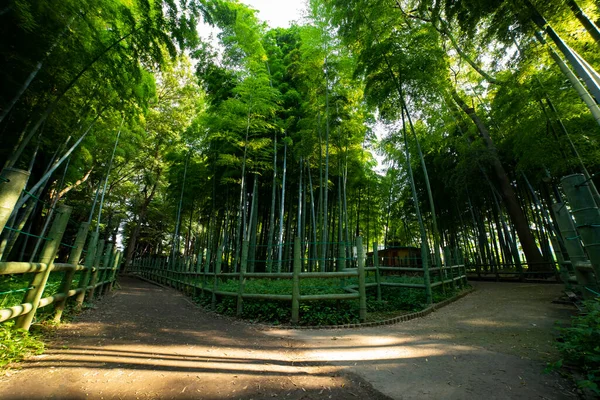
xmin=289 ymin=286 xmax=476 ymax=330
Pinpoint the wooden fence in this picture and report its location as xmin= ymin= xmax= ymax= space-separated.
xmin=131 ymin=237 xmax=468 ymax=324
xmin=464 ymin=262 xmax=561 ymax=282
xmin=0 ymin=203 xmax=122 ymax=330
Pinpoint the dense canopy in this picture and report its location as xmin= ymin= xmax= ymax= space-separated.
xmin=2 ymin=0 xmax=600 ymax=277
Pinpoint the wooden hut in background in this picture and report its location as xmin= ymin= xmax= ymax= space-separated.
xmin=367 ymin=246 xmax=422 ymax=267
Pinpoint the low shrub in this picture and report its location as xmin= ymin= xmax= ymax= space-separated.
xmin=551 ymin=298 xmax=600 ymax=395
xmin=194 ymin=276 xmax=466 ymax=326
xmin=0 ymin=321 xmax=45 ymax=370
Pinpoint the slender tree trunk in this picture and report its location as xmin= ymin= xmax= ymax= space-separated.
xmin=277 ymin=139 xmax=287 ymax=273
xmin=172 ymin=152 xmax=190 ymax=260
xmin=5 ymin=28 xmax=138 ymax=168
xmin=123 ymin=167 xmax=161 ymax=271
xmin=234 ymin=110 xmax=252 ymax=272
xmin=13 ymin=109 xmax=105 ymax=212
xmin=525 ymin=0 xmax=600 ymax=103
xmin=452 ymin=89 xmax=547 ymax=269
xmin=248 ymin=176 xmax=258 ymax=272
xmin=266 ymin=133 xmax=277 ymax=272
xmin=322 ymin=62 xmax=331 ymax=271
xmin=307 ymin=161 xmax=318 ymax=271
xmin=535 ymin=32 xmax=600 ymax=127
xmin=566 ymin=0 xmax=600 ymax=46
xmin=96 ymin=118 xmax=124 ymax=234
xmin=297 ymin=158 xmax=303 ymax=238
xmin=0 ymin=17 xmax=74 ymax=126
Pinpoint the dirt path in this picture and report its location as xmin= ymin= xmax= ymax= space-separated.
xmin=266 ymin=282 xmax=579 ymax=399
xmin=0 ymin=277 xmax=386 ymax=399
xmin=0 ymin=279 xmax=578 ymax=399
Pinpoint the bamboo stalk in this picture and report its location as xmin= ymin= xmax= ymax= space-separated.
xmin=0 ymin=168 xmax=30 ymax=234
xmin=291 ymin=237 xmax=301 ymax=324
xmin=236 ymin=241 xmax=249 ymax=316
xmin=16 ymin=205 xmax=71 ymax=330
xmin=53 ymin=221 xmax=90 ymax=322
xmin=357 ymin=236 xmax=366 ymax=322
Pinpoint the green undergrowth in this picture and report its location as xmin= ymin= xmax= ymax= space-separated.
xmin=194 ymin=276 xmax=466 ymax=326
xmin=549 ymin=298 xmax=600 ymax=395
xmin=0 ymin=270 xmax=94 ymax=310
xmin=0 ymin=272 xmax=74 ymax=309
xmin=0 ymin=321 xmax=45 ymax=371
xmin=0 ymin=297 xmax=95 ymax=372
xmin=0 ymin=273 xmax=100 ymax=372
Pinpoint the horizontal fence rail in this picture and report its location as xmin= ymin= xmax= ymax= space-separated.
xmin=130 ymin=237 xmax=468 ymax=325
xmin=0 ymin=203 xmax=122 ymax=330
xmin=465 ymin=261 xmax=562 ymax=282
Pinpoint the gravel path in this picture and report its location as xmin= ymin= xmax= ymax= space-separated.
xmin=0 ymin=278 xmax=579 ymax=399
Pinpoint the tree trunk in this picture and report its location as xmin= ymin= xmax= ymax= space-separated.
xmin=276 ymin=139 xmax=287 ymax=273
xmin=322 ymin=63 xmax=330 ymax=271
xmin=123 ymin=167 xmax=161 ymax=271
xmin=535 ymin=32 xmax=600 ymax=127
xmin=525 ymin=0 xmax=600 ymax=103
xmin=566 ymin=0 xmax=600 ymax=46
xmin=266 ymin=133 xmax=277 ymax=272
xmin=451 ymin=89 xmax=547 ymax=269
xmin=5 ymin=28 xmax=138 ymax=168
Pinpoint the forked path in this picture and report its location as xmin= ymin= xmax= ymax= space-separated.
xmin=0 ymin=278 xmax=578 ymax=399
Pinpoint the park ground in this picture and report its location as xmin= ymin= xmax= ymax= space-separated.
xmin=0 ymin=277 xmax=581 ymax=399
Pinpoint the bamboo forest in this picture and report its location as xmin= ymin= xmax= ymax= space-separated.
xmin=1 ymin=0 xmax=600 ymax=398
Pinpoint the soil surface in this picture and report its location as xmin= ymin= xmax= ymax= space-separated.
xmin=0 ymin=278 xmax=580 ymax=399
xmin=267 ymin=282 xmax=579 ymax=400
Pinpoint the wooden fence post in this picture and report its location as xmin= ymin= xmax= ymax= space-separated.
xmin=422 ymin=242 xmax=433 ymax=305
xmin=202 ymin=248 xmax=211 ymax=297
xmin=86 ymin=239 xmax=105 ymax=302
xmin=75 ymin=231 xmax=99 ymax=308
xmin=291 ymin=237 xmax=301 ymax=324
xmin=373 ymin=241 xmax=381 ymax=302
xmin=562 ymin=174 xmax=600 ymax=287
xmin=338 ymin=241 xmax=346 ymax=272
xmin=164 ymin=256 xmax=169 ymax=286
xmin=108 ymin=251 xmax=121 ymax=291
xmin=54 ymin=221 xmax=90 ymax=322
xmin=357 ymin=236 xmax=367 ymax=323
xmin=236 ymin=241 xmax=249 ymax=316
xmin=454 ymin=247 xmax=467 ymax=288
xmin=16 ymin=205 xmax=71 ymax=330
xmin=444 ymin=247 xmax=455 ymax=291
xmin=98 ymin=242 xmax=113 ymax=294
xmin=102 ymin=244 xmax=117 ymax=295
xmin=195 ymin=249 xmax=201 ymax=273
xmin=212 ymin=244 xmax=223 ymax=310
xmin=176 ymin=257 xmax=182 ymax=290
xmin=0 ymin=168 xmax=29 ymax=233
xmin=157 ymin=257 xmax=163 ymax=284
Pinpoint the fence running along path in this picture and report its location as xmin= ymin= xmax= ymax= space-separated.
xmin=0 ymin=168 xmax=122 ymax=330
xmin=131 ymin=237 xmax=468 ymax=324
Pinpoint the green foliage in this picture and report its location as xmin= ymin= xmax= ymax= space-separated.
xmin=0 ymin=321 xmax=44 ymax=370
xmin=198 ymin=276 xmax=461 ymax=326
xmin=552 ymin=299 xmax=600 ymax=395
xmin=0 ymin=272 xmax=65 ymax=309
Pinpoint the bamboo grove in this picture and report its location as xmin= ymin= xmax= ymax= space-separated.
xmin=2 ymin=0 xmax=600 ymax=276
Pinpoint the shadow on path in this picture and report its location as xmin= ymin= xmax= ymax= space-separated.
xmin=0 ymin=278 xmax=579 ymax=400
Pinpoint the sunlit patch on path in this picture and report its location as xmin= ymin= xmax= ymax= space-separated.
xmin=0 ymin=278 xmax=577 ymax=399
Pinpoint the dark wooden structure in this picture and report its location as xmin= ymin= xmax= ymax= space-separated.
xmin=367 ymin=246 xmax=422 ymax=267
